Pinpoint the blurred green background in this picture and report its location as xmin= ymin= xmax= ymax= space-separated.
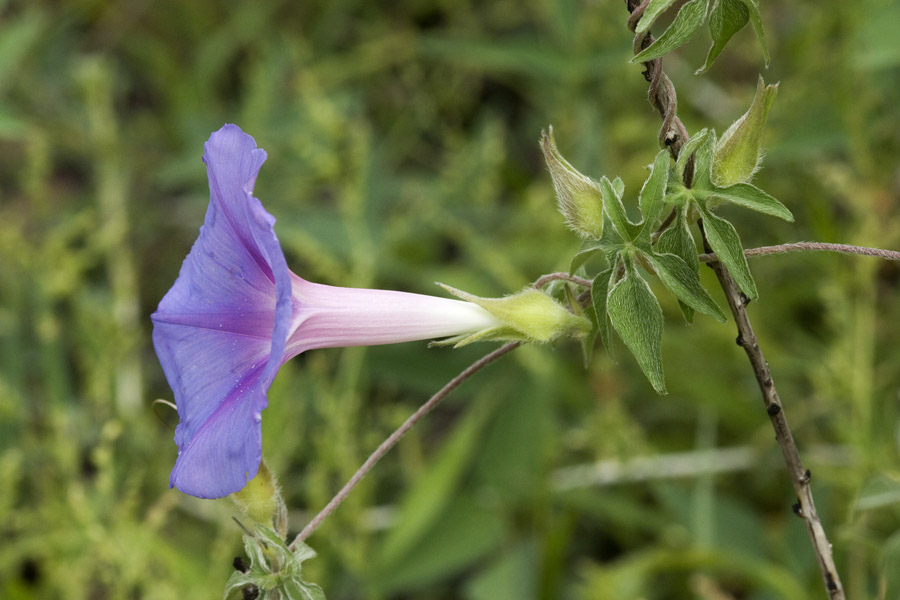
xmin=2 ymin=0 xmax=900 ymax=598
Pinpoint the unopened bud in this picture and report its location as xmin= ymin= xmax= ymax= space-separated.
xmin=540 ymin=127 xmax=605 ymax=238
xmin=712 ymin=76 xmax=778 ymax=187
xmin=230 ymin=460 xmax=287 ymax=536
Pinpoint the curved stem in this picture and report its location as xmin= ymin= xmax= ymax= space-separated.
xmin=289 ymin=341 xmax=519 ymax=550
xmin=533 ymin=272 xmax=593 ymax=289
xmin=699 ymin=241 xmax=900 ymax=263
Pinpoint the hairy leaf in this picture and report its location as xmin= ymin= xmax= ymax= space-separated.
xmin=697 ymin=0 xmax=749 ymax=74
xmin=656 ymin=211 xmax=699 ymax=322
xmin=570 ymin=240 xmax=606 ymax=274
xmin=612 ymin=176 xmax=626 ymax=198
xmin=688 ymin=130 xmax=716 ymax=190
xmin=698 ymin=205 xmax=758 ymax=298
xmin=699 ymin=182 xmax=793 ymax=221
xmin=647 ymin=252 xmax=726 ymax=321
xmin=638 ymin=149 xmax=671 ymax=236
xmin=739 ymin=0 xmax=770 ymax=65
xmin=600 ymin=177 xmax=639 ymax=241
xmin=591 ymin=267 xmax=615 ymax=359
xmin=632 ymin=0 xmax=709 ymax=63
xmin=607 ymin=263 xmax=666 ymax=393
xmin=635 ymin=0 xmax=682 ymax=33
xmin=675 ymin=129 xmax=711 ymax=184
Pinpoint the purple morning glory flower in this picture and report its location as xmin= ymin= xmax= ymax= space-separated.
xmin=151 ymin=125 xmax=500 ymax=499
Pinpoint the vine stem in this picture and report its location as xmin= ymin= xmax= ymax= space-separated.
xmin=700 ymin=241 xmax=900 ymax=263
xmin=289 ymin=341 xmax=519 ymax=550
xmin=702 ymin=227 xmax=844 ymax=598
xmin=625 ymin=1 xmax=845 ymax=597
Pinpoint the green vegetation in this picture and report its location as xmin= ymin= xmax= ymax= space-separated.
xmin=2 ymin=0 xmax=899 ymax=598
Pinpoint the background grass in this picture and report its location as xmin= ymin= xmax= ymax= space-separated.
xmin=1 ymin=0 xmax=900 ymax=598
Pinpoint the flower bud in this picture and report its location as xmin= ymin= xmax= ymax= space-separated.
xmin=540 ymin=127 xmax=605 ymax=238
xmin=436 ymin=284 xmax=592 ymax=346
xmin=712 ymin=76 xmax=778 ymax=187
xmin=231 ymin=459 xmax=287 ymax=536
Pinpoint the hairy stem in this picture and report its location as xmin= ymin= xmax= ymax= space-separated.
xmin=700 ymin=241 xmax=900 ymax=263
xmin=289 ymin=341 xmax=519 ymax=550
xmin=533 ymin=272 xmax=593 ymax=289
xmin=625 ymin=2 xmax=845 ymax=597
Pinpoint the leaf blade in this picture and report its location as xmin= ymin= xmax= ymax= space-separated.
xmin=656 ymin=209 xmax=699 ymax=322
xmin=632 ymin=0 xmax=710 ymax=63
xmin=591 ymin=267 xmax=615 ymax=358
xmin=599 ymin=177 xmax=639 ymax=241
xmin=647 ymin=252 xmax=726 ymax=321
xmin=607 ymin=263 xmax=666 ymax=393
xmin=638 ymin=149 xmax=671 ymax=236
xmin=699 ymin=204 xmax=758 ymax=298
xmin=697 ymin=0 xmax=750 ymax=74
xmin=702 ymin=182 xmax=793 ymax=221
xmin=635 ymin=0 xmax=682 ymax=33
xmin=738 ymin=0 xmax=770 ymax=66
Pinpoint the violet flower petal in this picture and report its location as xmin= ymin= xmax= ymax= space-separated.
xmin=151 ymin=124 xmax=292 ymax=499
xmin=152 ymin=124 xmax=504 ymax=499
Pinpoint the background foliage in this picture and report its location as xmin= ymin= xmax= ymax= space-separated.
xmin=2 ymin=0 xmax=900 ymax=598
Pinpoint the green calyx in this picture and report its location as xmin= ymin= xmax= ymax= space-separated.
xmin=436 ymin=284 xmax=592 ymax=347
xmin=231 ymin=459 xmax=288 ymax=538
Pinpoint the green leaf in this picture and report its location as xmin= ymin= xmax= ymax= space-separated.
xmin=674 ymin=129 xmax=710 ymax=184
xmin=738 ymin=0 xmax=769 ymax=66
xmin=656 ymin=210 xmax=698 ymax=270
xmin=882 ymin=531 xmax=900 ymax=600
xmin=697 ymin=0 xmax=749 ymax=74
xmin=688 ymin=130 xmax=716 ymax=190
xmin=631 ymin=0 xmax=709 ymax=63
xmin=647 ymin=252 xmax=726 ymax=321
xmin=638 ymin=149 xmax=671 ymax=235
xmin=599 ymin=177 xmax=639 ymax=241
xmin=376 ymin=495 xmax=506 ymax=593
xmin=635 ymin=0 xmax=682 ymax=33
xmin=699 ymin=182 xmax=793 ymax=221
xmin=656 ymin=209 xmax=699 ymax=322
xmin=565 ymin=284 xmax=597 ymax=368
xmin=663 ymin=182 xmax=692 ymax=208
xmin=379 ymin=395 xmax=498 ymax=567
xmin=569 ymin=241 xmax=605 ymax=274
xmin=288 ymin=580 xmax=328 ymax=600
xmin=854 ymin=473 xmax=900 ymax=512
xmin=698 ymin=204 xmax=758 ymax=298
xmin=464 ymin=541 xmax=536 ymax=600
xmin=591 ymin=267 xmax=615 ymax=358
xmin=580 ymin=309 xmax=599 ymax=368
xmin=606 ymin=262 xmax=666 ymax=393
